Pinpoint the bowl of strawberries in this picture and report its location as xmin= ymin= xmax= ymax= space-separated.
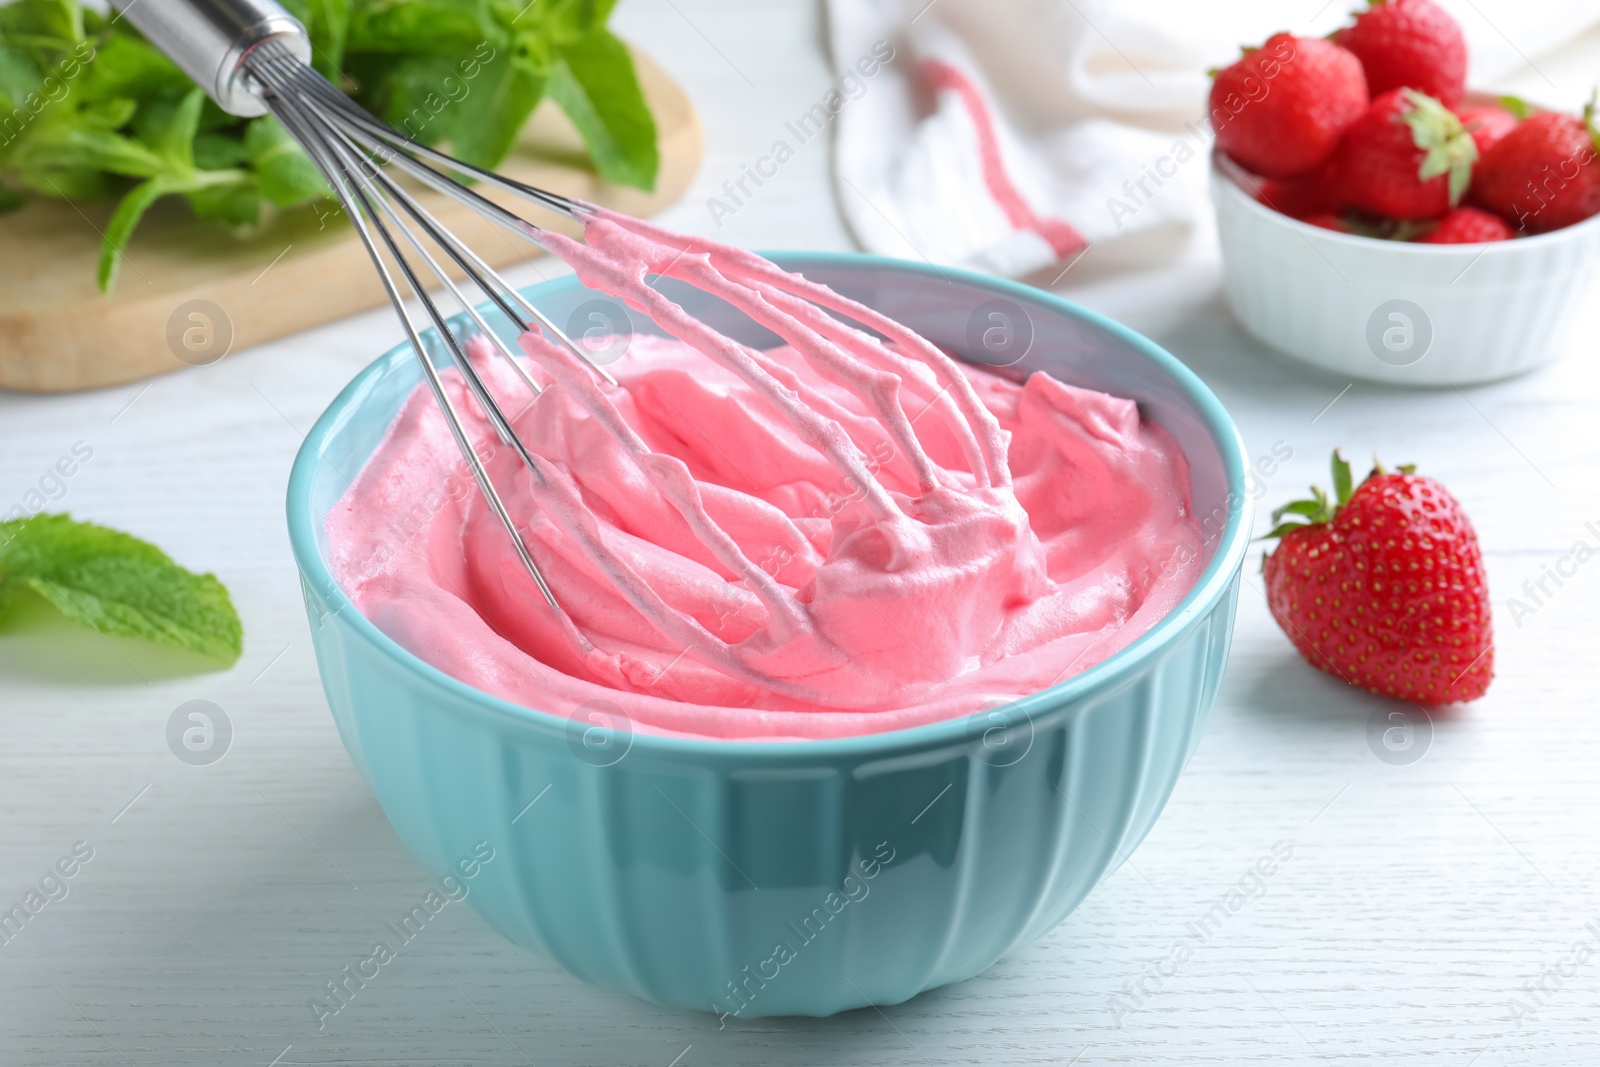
xmin=1209 ymin=0 xmax=1600 ymax=385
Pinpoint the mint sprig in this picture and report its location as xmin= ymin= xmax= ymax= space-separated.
xmin=0 ymin=0 xmax=659 ymax=291
xmin=0 ymin=513 xmax=242 ymax=664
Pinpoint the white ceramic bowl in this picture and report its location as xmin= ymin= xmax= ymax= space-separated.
xmin=1211 ymin=149 xmax=1600 ymax=385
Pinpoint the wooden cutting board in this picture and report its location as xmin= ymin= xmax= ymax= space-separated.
xmin=0 ymin=48 xmax=701 ymax=393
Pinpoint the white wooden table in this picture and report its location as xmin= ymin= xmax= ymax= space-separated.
xmin=4 ymin=3 xmax=1600 ymax=1063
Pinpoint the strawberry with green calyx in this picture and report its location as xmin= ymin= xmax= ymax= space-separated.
xmin=1340 ymin=88 xmax=1478 ymax=218
xmin=1471 ymin=93 xmax=1600 ymax=234
xmin=1261 ymin=451 xmax=1493 ymax=705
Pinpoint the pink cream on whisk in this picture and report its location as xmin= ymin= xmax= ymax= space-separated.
xmin=326 ymin=209 xmax=1205 ymax=740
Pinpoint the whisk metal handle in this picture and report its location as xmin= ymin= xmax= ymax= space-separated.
xmin=108 ymin=0 xmax=311 ymax=117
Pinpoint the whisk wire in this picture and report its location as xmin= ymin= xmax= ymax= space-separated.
xmin=248 ymin=47 xmax=562 ymax=606
xmin=267 ymin=52 xmax=583 ymax=219
xmin=252 ymin=44 xmax=619 ymax=389
xmin=318 ymin=120 xmax=543 ymax=398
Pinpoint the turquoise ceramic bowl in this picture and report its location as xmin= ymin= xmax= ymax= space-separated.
xmin=287 ymin=254 xmax=1252 ymax=1017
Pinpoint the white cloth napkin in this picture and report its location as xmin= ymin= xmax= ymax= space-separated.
xmin=824 ymin=0 xmax=1600 ymax=279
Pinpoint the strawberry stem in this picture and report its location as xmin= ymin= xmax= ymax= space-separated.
xmin=1499 ymin=94 xmax=1532 ymax=120
xmin=1332 ymin=450 xmax=1353 ymax=504
xmin=1400 ymin=89 xmax=1478 ymax=206
xmin=1258 ymin=449 xmax=1416 ymax=543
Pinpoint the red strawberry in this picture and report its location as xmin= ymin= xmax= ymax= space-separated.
xmin=1417 ymin=206 xmax=1515 ymax=243
xmin=1303 ymin=212 xmax=1351 ymax=231
xmin=1263 ymin=452 xmax=1493 ymax=705
xmin=1211 ymin=33 xmax=1368 ymax=178
xmin=1340 ymin=89 xmax=1477 ymax=219
xmin=1455 ymin=102 xmax=1521 ymax=154
xmin=1335 ymin=0 xmax=1468 ymax=107
xmin=1471 ymin=104 xmax=1600 ymax=233
xmin=1252 ymin=158 xmax=1344 ymax=218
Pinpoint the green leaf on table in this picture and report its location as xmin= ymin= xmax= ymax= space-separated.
xmin=0 ymin=513 xmax=242 ymax=664
xmin=547 ymin=29 xmax=656 ymax=189
xmin=245 ymin=116 xmax=326 ymax=206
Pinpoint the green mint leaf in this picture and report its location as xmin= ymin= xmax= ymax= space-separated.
xmin=548 ymin=29 xmax=657 ymax=189
xmin=78 ymin=96 xmax=139 ymax=131
xmin=79 ymin=34 xmax=191 ymax=103
xmin=0 ymin=0 xmax=83 ymax=50
xmin=0 ymin=41 xmax=43 ymax=103
xmin=368 ymin=53 xmax=480 ymax=148
xmin=16 ymin=124 xmax=166 ymax=179
xmin=280 ymin=0 xmax=353 ymax=77
xmin=98 ymin=175 xmax=169 ymax=291
xmin=347 ymin=1 xmax=492 ymax=54
xmin=132 ymin=87 xmax=204 ymax=169
xmin=15 ymin=164 xmax=112 ymax=200
xmin=161 ymin=87 xmax=204 ymax=167
xmin=0 ymin=513 xmax=242 ymax=664
xmin=244 ymin=116 xmax=326 ymax=206
xmin=186 ymin=179 xmax=260 ymax=226
xmin=508 ymin=0 xmax=614 ymax=44
xmin=447 ymin=52 xmax=546 ymax=168
xmin=193 ymin=130 xmax=252 ymax=170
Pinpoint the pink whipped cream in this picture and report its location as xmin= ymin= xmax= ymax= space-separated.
xmin=326 ymin=209 xmax=1204 ymax=740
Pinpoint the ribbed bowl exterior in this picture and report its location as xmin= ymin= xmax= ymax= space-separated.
xmin=288 ymin=255 xmax=1253 ymax=1016
xmin=1212 ymin=151 xmax=1600 ymax=386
